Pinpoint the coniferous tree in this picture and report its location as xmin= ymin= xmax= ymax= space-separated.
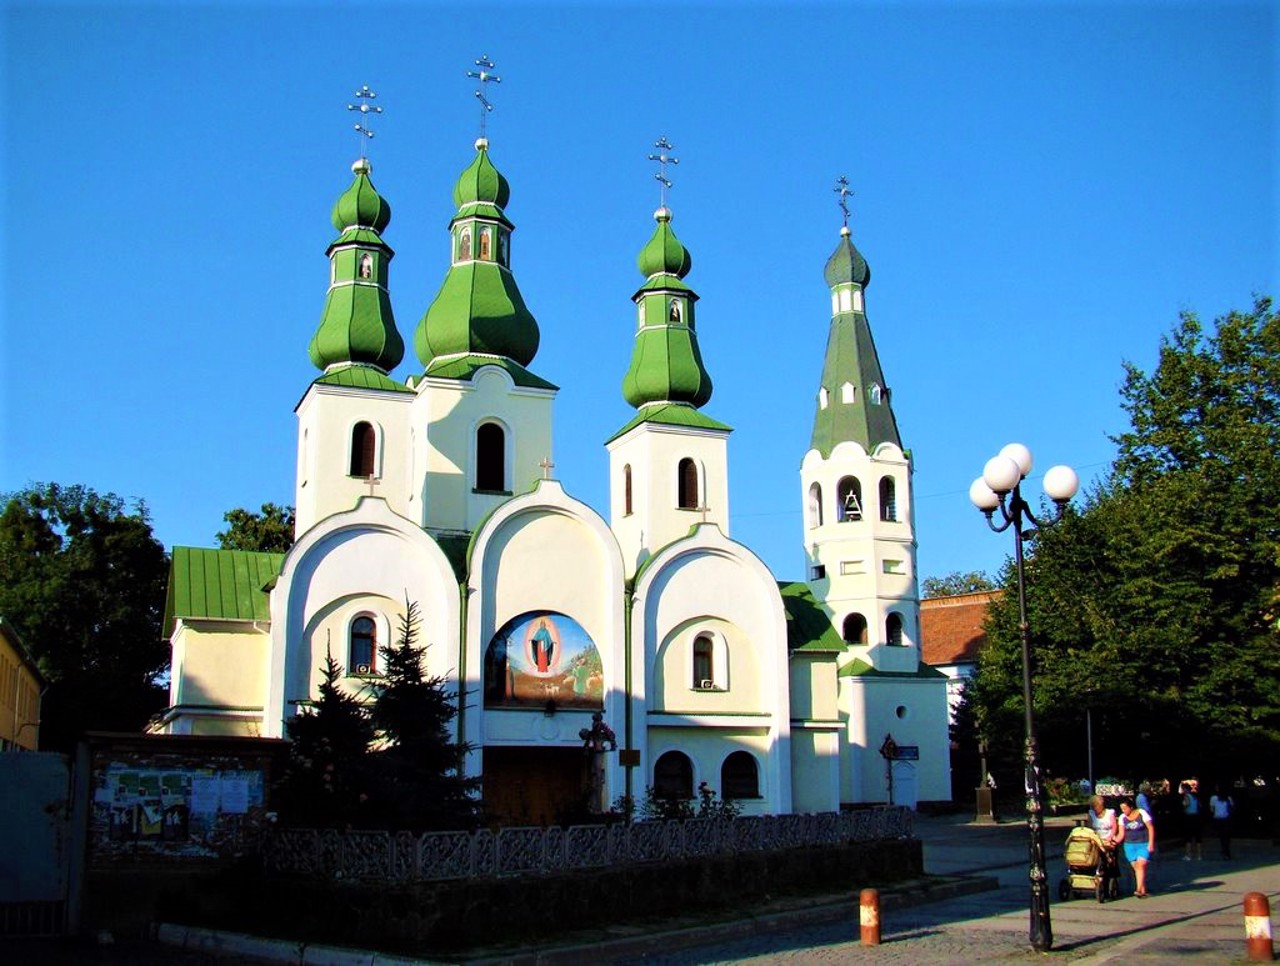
xmin=276 ymin=647 xmax=374 ymax=828
xmin=367 ymin=598 xmax=480 ymax=830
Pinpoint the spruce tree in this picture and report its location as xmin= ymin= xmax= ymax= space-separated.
xmin=367 ymin=598 xmax=480 ymax=830
xmin=276 ymin=647 xmax=374 ymax=828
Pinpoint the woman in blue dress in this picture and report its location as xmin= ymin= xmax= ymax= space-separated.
xmin=1116 ymin=797 xmax=1156 ymax=897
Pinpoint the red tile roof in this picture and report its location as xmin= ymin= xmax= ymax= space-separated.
xmin=920 ymin=591 xmax=1002 ymax=667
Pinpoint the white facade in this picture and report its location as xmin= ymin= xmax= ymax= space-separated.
xmin=161 ymin=145 xmax=952 ymax=818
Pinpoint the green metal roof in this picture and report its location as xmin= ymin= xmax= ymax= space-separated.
xmin=838 ymin=658 xmax=947 ymax=679
xmin=314 ymin=363 xmax=412 ymax=393
xmin=422 ymin=354 xmax=558 ymax=391
xmin=809 ymin=230 xmax=901 ymax=458
xmin=778 ymin=581 xmax=846 ymax=652
xmin=606 ymin=402 xmax=732 ymax=444
xmin=164 ymin=547 xmax=284 ymax=635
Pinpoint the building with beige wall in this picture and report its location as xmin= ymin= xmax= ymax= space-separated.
xmin=0 ymin=617 xmax=45 ymax=751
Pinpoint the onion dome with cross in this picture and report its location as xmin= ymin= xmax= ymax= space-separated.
xmin=307 ymin=155 xmax=405 ymax=378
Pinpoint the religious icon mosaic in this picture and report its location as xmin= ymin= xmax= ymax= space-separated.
xmin=483 ymin=610 xmax=604 ymax=710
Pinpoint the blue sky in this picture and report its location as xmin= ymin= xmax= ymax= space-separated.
xmin=3 ymin=1 xmax=1275 ymax=586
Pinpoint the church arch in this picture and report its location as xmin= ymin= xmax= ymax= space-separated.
xmin=836 ymin=476 xmax=863 ymax=522
xmin=349 ymin=420 xmax=378 ymax=478
xmin=348 ymin=613 xmax=378 ymax=675
xmin=654 ymin=750 xmax=694 ymax=801
xmin=842 ymin=613 xmax=868 ymax=645
xmin=677 ymin=458 xmax=699 ymax=510
xmin=879 ymin=476 xmax=898 ymax=521
xmin=807 ymin=482 xmax=823 ymax=528
xmin=475 ymin=421 xmax=507 ymax=492
xmin=721 ymin=750 xmax=761 ymax=800
xmin=886 ymin=611 xmax=905 ymax=647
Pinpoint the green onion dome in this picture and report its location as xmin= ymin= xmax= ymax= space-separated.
xmin=637 ymin=206 xmax=692 ymax=279
xmin=621 ymin=206 xmax=712 ymax=409
xmin=452 ymin=137 xmax=510 ymax=211
xmin=824 ymin=226 xmax=870 ymax=288
xmin=331 ymin=158 xmax=391 ymax=234
xmin=414 ymin=140 xmax=539 ymax=370
xmin=309 ymin=159 xmax=403 ymax=372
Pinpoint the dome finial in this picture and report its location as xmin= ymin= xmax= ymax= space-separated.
xmin=648 ymin=136 xmax=680 ymax=210
xmin=346 ymin=85 xmax=383 ymax=162
xmin=467 ymin=54 xmax=502 ymax=140
xmin=834 ymin=174 xmax=853 ymax=232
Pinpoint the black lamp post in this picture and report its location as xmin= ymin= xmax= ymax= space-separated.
xmin=970 ymin=443 xmax=1078 ymax=953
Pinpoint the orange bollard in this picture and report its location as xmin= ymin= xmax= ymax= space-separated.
xmin=860 ymin=887 xmax=881 ymax=946
xmin=1245 ymin=892 xmax=1275 ymax=961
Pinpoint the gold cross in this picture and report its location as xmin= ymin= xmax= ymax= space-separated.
xmin=539 ymin=457 xmax=554 ymax=480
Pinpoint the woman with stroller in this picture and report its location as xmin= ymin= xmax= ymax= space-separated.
xmin=1116 ymin=797 xmax=1156 ymax=897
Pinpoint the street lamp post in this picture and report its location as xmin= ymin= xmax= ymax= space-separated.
xmin=970 ymin=442 xmax=1078 ymax=953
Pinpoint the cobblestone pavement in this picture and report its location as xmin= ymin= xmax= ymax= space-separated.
xmin=614 ymin=816 xmax=1280 ymax=965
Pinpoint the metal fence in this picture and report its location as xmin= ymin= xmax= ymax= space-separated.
xmin=262 ymin=807 xmax=913 ymax=883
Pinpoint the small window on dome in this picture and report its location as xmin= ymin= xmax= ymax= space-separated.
xmin=830 ymin=292 xmax=839 ymax=315
xmin=841 ymin=382 xmax=855 ymax=404
xmin=853 ymin=289 xmax=864 ymax=312
xmin=869 ymin=384 xmax=883 ymax=405
xmin=459 ymin=228 xmax=472 ymax=261
xmin=838 ymin=288 xmax=853 ymax=313
xmin=359 ymin=253 xmax=373 ymax=279
xmin=669 ymin=299 xmax=682 ymax=323
xmin=818 ymin=388 xmax=829 ymax=410
xmin=479 ymin=228 xmax=492 ymax=260
xmin=499 ymin=231 xmax=509 ymax=266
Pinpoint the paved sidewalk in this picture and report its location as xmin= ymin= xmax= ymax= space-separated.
xmin=605 ymin=813 xmax=1280 ymax=964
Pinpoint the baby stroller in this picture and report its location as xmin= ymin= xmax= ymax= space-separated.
xmin=1058 ymin=825 xmax=1121 ymax=902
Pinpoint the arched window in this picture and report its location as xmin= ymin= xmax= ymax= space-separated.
xmin=879 ymin=476 xmax=897 ymax=521
xmin=498 ymin=232 xmax=509 ymax=266
xmin=807 ymin=482 xmax=823 ymax=528
xmin=479 ymin=228 xmax=492 ymax=260
xmin=669 ymin=299 xmax=682 ymax=323
xmin=350 ymin=422 xmax=376 ymax=478
xmin=836 ymin=476 xmax=863 ymax=522
xmin=654 ymin=751 xmax=694 ymax=801
xmin=476 ymin=423 xmax=506 ymax=492
xmin=677 ymin=458 xmax=699 ymax=510
xmin=842 ymin=613 xmax=868 ymax=645
xmin=869 ymin=383 xmax=883 ymax=404
xmin=886 ymin=612 xmax=905 ymax=647
xmin=358 ymin=252 xmax=373 ymax=279
xmin=722 ymin=751 xmax=760 ymax=800
xmin=623 ymin=464 xmax=633 ymax=515
xmin=693 ymin=635 xmax=714 ymax=688
xmin=350 ymin=616 xmax=376 ymax=673
xmin=459 ymin=227 xmax=472 ymax=261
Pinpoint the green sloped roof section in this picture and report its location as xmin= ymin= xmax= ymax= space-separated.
xmin=164 ymin=547 xmax=284 ymax=635
xmin=606 ymin=403 xmax=732 ymax=444
xmin=331 ymin=163 xmax=391 ymax=233
xmin=809 ymin=309 xmax=903 ymax=458
xmin=423 ymin=354 xmax=558 ymax=391
xmin=779 ymin=581 xmax=846 ymax=652
xmin=309 ymin=283 xmax=405 ymax=371
xmin=634 ymin=274 xmax=694 ymax=296
xmin=838 ymin=658 xmax=947 ymax=679
xmin=621 ymin=323 xmax=714 ymax=409
xmin=415 ymin=261 xmax=540 ymax=368
xmin=824 ymin=231 xmax=871 ymax=287
xmin=313 ymin=363 xmax=412 ymax=393
xmin=453 ymin=143 xmax=511 ymax=210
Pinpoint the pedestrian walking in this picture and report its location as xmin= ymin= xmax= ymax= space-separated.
xmin=1116 ymin=797 xmax=1156 ymax=897
xmin=1180 ymin=781 xmax=1203 ymax=861
xmin=1209 ymin=784 xmax=1234 ymax=859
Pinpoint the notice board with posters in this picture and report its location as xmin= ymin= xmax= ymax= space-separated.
xmin=86 ymin=733 xmax=287 ymax=864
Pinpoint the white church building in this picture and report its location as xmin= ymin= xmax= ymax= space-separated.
xmin=159 ymin=123 xmax=951 ymax=822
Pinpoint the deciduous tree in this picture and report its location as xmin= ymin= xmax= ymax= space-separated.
xmin=0 ymin=483 xmax=169 ymax=749
xmin=216 ymin=502 xmax=296 ymax=553
xmin=970 ymin=298 xmax=1280 ymax=783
